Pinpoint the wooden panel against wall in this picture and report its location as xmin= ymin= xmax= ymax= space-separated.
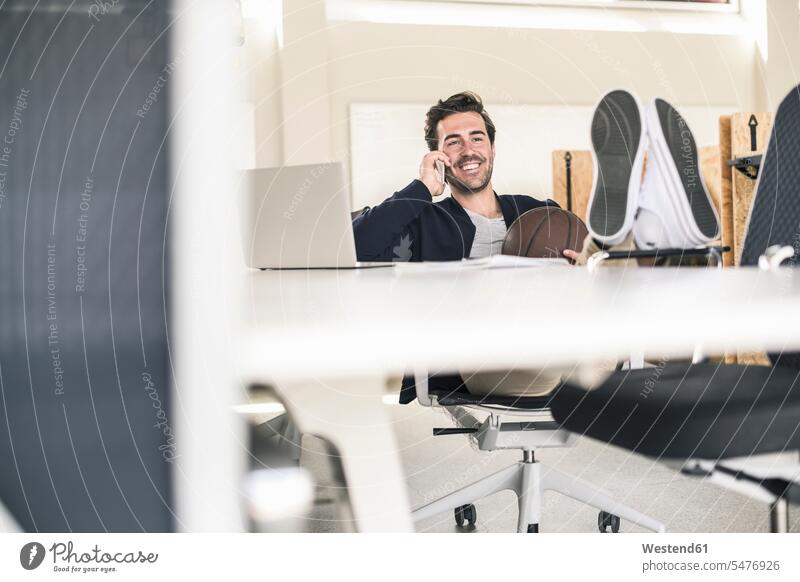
xmin=730 ymin=112 xmax=773 ymax=265
xmin=551 ymin=150 xmax=592 ymax=222
xmin=718 ymin=115 xmax=734 ymax=269
xmin=732 ymin=112 xmax=773 ymax=366
xmin=699 ymin=144 xmax=722 ymax=218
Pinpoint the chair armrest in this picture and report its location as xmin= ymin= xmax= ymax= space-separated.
xmin=433 ymin=428 xmax=478 ymax=436
xmin=413 ymin=367 xmax=433 ymax=407
xmin=759 ymin=245 xmax=796 ymax=271
xmin=627 ymin=350 xmax=644 ymax=370
xmin=350 ymin=206 xmax=370 ymax=221
xmin=691 ymin=344 xmax=709 ymax=364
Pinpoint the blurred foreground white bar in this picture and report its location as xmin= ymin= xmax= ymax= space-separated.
xmin=240 ymin=267 xmax=800 ymax=383
xmin=171 ymin=0 xmax=246 ymax=531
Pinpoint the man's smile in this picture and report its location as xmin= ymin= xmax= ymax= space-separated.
xmin=457 ymin=157 xmax=485 ymax=178
xmin=461 ymin=162 xmax=480 ymax=174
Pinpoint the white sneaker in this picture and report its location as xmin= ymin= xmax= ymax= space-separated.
xmin=586 ymin=89 xmax=647 ymax=247
xmin=633 ymin=98 xmax=720 ymax=249
xmin=633 ymin=146 xmax=682 ymax=248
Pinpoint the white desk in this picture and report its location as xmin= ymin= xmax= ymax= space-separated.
xmin=239 ymin=265 xmax=800 ymax=531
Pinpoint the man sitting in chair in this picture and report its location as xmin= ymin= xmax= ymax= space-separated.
xmin=353 ymin=91 xmax=554 ymax=263
xmin=352 ymin=90 xmax=718 ymax=404
xmin=353 ymin=91 xmax=558 ymax=403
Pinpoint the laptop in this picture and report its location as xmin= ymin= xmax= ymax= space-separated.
xmin=241 ymin=162 xmax=393 ymax=269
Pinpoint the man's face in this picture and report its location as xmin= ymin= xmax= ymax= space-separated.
xmin=437 ymin=111 xmax=495 ymax=194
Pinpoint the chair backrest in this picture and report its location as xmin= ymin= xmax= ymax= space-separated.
xmin=350 ymin=206 xmax=370 ymax=221
xmin=739 ymin=84 xmax=800 ymax=369
xmin=0 ymin=3 xmax=174 ymax=531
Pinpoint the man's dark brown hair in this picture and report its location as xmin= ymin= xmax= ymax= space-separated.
xmin=424 ymin=91 xmax=496 ymax=151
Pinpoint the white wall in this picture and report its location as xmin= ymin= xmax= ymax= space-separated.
xmin=236 ymin=15 xmax=284 ymax=168
xmin=762 ymin=0 xmax=800 ymax=111
xmin=244 ymin=0 xmax=799 ymax=207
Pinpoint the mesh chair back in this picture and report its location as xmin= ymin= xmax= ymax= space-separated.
xmin=740 ymin=85 xmax=800 ymax=369
xmin=0 ymin=3 xmax=174 ymax=531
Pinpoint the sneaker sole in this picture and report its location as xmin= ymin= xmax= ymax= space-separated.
xmin=650 ymin=98 xmax=719 ymax=241
xmin=588 ymin=90 xmax=645 ymax=244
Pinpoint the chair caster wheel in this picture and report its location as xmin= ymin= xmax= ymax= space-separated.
xmin=454 ymin=504 xmax=476 ymax=528
xmin=527 ymin=524 xmax=539 ymax=533
xmin=598 ymin=511 xmax=620 ymax=533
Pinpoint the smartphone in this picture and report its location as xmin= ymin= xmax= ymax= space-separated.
xmin=435 ymin=160 xmax=445 ymax=184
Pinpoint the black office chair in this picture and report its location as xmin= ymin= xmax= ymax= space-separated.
xmin=0 ymin=2 xmax=174 ymax=532
xmin=549 ymin=84 xmax=800 ymax=533
xmin=350 ymin=206 xmax=370 ymax=221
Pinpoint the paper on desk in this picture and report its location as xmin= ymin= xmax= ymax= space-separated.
xmin=482 ymin=255 xmax=569 ymax=269
xmin=393 ymin=255 xmax=569 ymax=273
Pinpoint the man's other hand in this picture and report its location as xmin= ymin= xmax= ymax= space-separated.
xmin=563 ymin=249 xmax=581 ymax=265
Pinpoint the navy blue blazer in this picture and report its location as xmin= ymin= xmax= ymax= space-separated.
xmin=352 ymin=179 xmax=556 ymax=403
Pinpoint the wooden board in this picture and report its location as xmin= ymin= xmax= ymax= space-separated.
xmin=736 ymin=351 xmax=773 ymax=367
xmin=718 ymin=116 xmax=738 ymax=363
xmin=718 ymin=116 xmax=735 ymax=269
xmin=699 ymin=144 xmax=722 ymax=218
xmin=730 ymin=112 xmax=773 ymax=265
xmin=728 ymin=112 xmax=772 ymax=365
xmin=551 ymin=150 xmax=593 ymax=222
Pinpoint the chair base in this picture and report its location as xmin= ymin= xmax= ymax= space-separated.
xmin=770 ymin=498 xmax=789 ymax=533
xmin=412 ymin=451 xmax=665 ymax=533
xmin=681 ymin=455 xmax=799 ymax=533
xmin=261 ymin=413 xmax=302 ymax=464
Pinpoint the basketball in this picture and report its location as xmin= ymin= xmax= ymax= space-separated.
xmin=502 ymin=206 xmax=589 ymax=262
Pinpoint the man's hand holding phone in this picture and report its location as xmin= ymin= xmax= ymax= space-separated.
xmin=419 ymin=152 xmax=451 ymax=198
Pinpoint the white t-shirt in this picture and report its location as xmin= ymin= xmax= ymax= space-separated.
xmin=464 ymin=207 xmax=507 ymax=259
